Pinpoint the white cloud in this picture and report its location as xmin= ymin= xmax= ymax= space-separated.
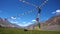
xmin=52 ymin=9 xmax=60 ymax=14
xmin=10 ymin=20 xmax=34 ymax=27
xmin=32 ymin=20 xmax=36 ymax=22
xmin=18 ymin=22 xmax=32 ymax=27
xmin=52 ymin=12 xmax=56 ymax=14
xmin=56 ymin=10 xmax=60 ymax=15
xmin=10 ymin=21 xmax=18 ymax=24
xmin=11 ymin=16 xmax=16 ymax=19
xmin=10 ymin=21 xmax=34 ymax=27
xmin=12 ymin=22 xmax=18 ymax=24
xmin=23 ymin=22 xmax=26 ymax=24
xmin=56 ymin=10 xmax=60 ymax=12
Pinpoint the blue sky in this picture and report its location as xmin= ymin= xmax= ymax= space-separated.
xmin=0 ymin=0 xmax=60 ymax=27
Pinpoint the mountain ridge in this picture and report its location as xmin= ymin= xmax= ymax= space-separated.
xmin=0 ymin=17 xmax=20 ymax=28
xmin=25 ymin=14 xmax=60 ymax=30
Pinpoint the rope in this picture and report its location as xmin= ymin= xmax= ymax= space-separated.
xmin=8 ymin=0 xmax=48 ymax=19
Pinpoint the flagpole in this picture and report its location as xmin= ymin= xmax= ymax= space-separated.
xmin=36 ymin=6 xmax=41 ymax=28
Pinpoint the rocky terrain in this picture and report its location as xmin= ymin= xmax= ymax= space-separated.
xmin=25 ymin=14 xmax=60 ymax=30
xmin=0 ymin=14 xmax=60 ymax=30
xmin=40 ymin=14 xmax=60 ymax=30
xmin=0 ymin=17 xmax=20 ymax=28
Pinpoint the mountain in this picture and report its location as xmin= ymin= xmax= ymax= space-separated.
xmin=0 ymin=17 xmax=20 ymax=28
xmin=24 ymin=23 xmax=40 ymax=30
xmin=25 ymin=14 xmax=60 ymax=30
xmin=40 ymin=14 xmax=60 ymax=30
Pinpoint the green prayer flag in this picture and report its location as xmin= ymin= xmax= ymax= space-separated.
xmin=38 ymin=23 xmax=40 ymax=28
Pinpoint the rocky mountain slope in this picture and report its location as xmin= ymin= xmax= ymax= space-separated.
xmin=25 ymin=14 xmax=60 ymax=30
xmin=40 ymin=14 xmax=60 ymax=30
xmin=0 ymin=17 xmax=20 ymax=28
